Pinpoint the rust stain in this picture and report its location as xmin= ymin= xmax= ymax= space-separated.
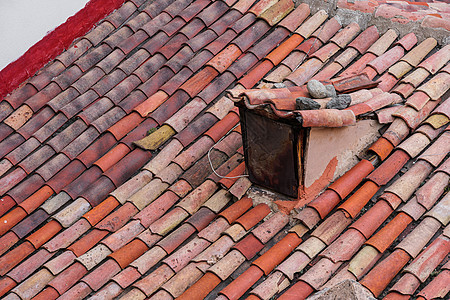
xmin=296 ymin=156 xmax=338 ymax=209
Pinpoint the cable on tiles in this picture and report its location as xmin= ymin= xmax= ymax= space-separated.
xmin=208 ymin=123 xmax=249 ymax=179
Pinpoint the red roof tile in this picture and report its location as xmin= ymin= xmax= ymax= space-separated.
xmin=366 ymin=212 xmax=413 ymax=253
xmin=177 ymin=271 xmax=221 ymax=300
xmin=338 ymin=180 xmax=379 ymax=218
xmin=350 ymin=200 xmax=393 ymax=239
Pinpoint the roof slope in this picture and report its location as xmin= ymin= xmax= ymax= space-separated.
xmin=0 ymin=0 xmax=449 ymax=299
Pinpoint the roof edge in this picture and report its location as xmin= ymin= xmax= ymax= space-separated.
xmin=0 ymin=0 xmax=126 ymax=99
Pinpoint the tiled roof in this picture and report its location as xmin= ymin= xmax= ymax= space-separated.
xmin=0 ymin=0 xmax=449 ymax=299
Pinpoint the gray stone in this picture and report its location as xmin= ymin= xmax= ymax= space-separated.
xmin=326 ymin=94 xmax=352 ymax=110
xmin=325 ymin=85 xmax=337 ymax=98
xmin=307 ymin=279 xmax=376 ymax=300
xmin=274 ymin=82 xmax=287 ymax=89
xmin=296 ymin=97 xmax=321 ymax=110
xmin=307 ymin=80 xmax=328 ymax=99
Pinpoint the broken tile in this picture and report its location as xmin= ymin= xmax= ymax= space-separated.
xmin=68 ymin=229 xmax=108 ymax=257
xmin=44 ymin=218 xmax=91 ymax=253
xmin=133 ymin=264 xmax=175 ymax=296
xmin=300 ymin=257 xmax=342 ymax=290
xmin=111 ymin=266 xmax=141 ymax=289
xmin=276 ymin=251 xmax=310 ymax=280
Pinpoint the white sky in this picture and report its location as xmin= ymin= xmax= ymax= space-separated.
xmin=0 ymin=0 xmax=90 ymax=70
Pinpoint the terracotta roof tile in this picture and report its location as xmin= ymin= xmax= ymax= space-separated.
xmin=436 ymin=157 xmax=450 ymax=175
xmin=3 ymin=85 xmax=38 ymax=110
xmin=389 ymin=273 xmax=421 ymax=296
xmin=218 ymin=265 xmax=263 ymax=299
xmin=258 ymin=0 xmax=294 ymax=26
xmin=9 ymin=268 xmax=53 ymax=299
xmin=279 ymin=280 xmax=314 ymax=299
xmin=177 ymin=271 xmax=220 ymax=300
xmin=128 ymin=178 xmax=169 ymax=210
xmin=251 ymin=232 xmax=302 ymax=275
xmin=194 ymin=216 xmax=228 ymax=243
xmin=0 ymin=240 xmax=36 ymax=276
xmin=57 ymin=281 xmax=92 ymax=300
xmin=164 ymin=237 xmax=208 ymax=272
xmin=320 ymin=229 xmax=366 ymax=264
xmin=111 ymin=266 xmax=141 ymax=289
xmin=424 ymin=192 xmax=450 ymax=225
xmin=418 ymin=131 xmax=450 ymax=166
xmin=301 ymin=257 xmax=342 ymax=290
xmin=418 ymin=44 xmax=450 ymax=75
xmin=386 ymin=160 xmax=434 ymax=202
xmin=417 ymin=269 xmax=450 ymax=299
xmin=11 ymin=209 xmax=49 ymax=240
xmin=274 ymin=251 xmax=309 ymax=281
xmin=109 ymin=238 xmax=149 ymax=268
xmin=338 ymin=180 xmax=379 ymax=218
xmin=0 ymin=232 xmax=18 ymax=256
xmin=321 ymin=268 xmax=357 ymax=290
xmin=46 ymin=261 xmax=87 ymax=294
xmin=128 ymin=245 xmax=165 ymax=275
xmin=112 ymin=287 xmax=145 ymax=300
xmin=80 ymin=259 xmax=120 ymax=291
xmin=249 ymin=211 xmax=288 ymax=244
xmin=360 ymin=249 xmax=411 ymax=297
xmin=173 ymin=114 xmax=217 ymax=149
xmin=157 ymin=223 xmax=196 ymax=253
xmin=167 ymin=179 xmax=192 ymax=198
xmin=295 ymin=9 xmax=328 ymax=39
xmin=66 ymin=229 xmax=106 ymax=257
xmin=207 ymin=248 xmax=245 ymax=280
xmin=132 ymin=191 xmax=177 ymax=228
xmin=295 ymin=236 xmax=325 ymax=261
xmin=133 ymin=264 xmax=175 ymax=296
xmin=365 ymin=212 xmax=413 ymax=253
xmin=351 ymin=199 xmax=393 ymax=239
xmin=223 ymin=222 xmax=247 ymax=242
xmin=366 ymin=149 xmax=411 ymax=186
xmin=158 ymin=266 xmax=199 ymax=298
xmin=102 ymin=219 xmax=145 ymax=252
xmin=148 ymin=206 xmax=187 ymax=236
xmin=294 ymin=206 xmax=321 ymax=230
xmin=405 ymin=237 xmax=448 ymax=283
xmin=347 ymin=244 xmax=381 ymax=280
xmin=0 ymin=277 xmax=16 ymax=298
xmin=417 ymin=71 xmax=450 ymax=101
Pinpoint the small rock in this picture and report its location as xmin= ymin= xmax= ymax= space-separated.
xmin=296 ymin=97 xmax=321 ymax=110
xmin=326 ymin=94 xmax=352 ymax=110
xmin=307 ymin=80 xmax=328 ymax=99
xmin=274 ymin=82 xmax=286 ymax=89
xmin=325 ymin=85 xmax=337 ymax=98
